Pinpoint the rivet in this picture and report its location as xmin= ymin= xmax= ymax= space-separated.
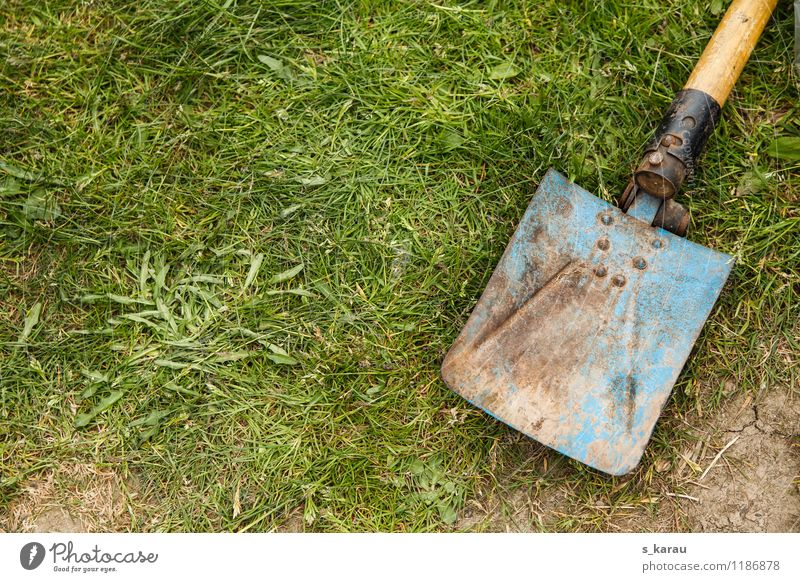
xmin=600 ymin=214 xmax=613 ymax=226
xmin=611 ymin=274 xmax=626 ymax=287
xmin=597 ymin=238 xmax=610 ymax=251
xmin=661 ymin=135 xmax=674 ymax=147
xmin=594 ymin=265 xmax=607 ymax=277
xmin=681 ymin=116 xmax=696 ymax=129
xmin=651 ymin=239 xmax=663 ymax=249
xmin=648 ymin=151 xmax=664 ymax=165
xmin=633 ymin=256 xmax=647 ymax=270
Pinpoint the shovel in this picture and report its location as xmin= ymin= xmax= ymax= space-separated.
xmin=442 ymin=0 xmax=777 ymax=475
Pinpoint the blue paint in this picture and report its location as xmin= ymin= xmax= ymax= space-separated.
xmin=441 ymin=169 xmax=733 ymax=475
xmin=626 ymin=190 xmax=662 ymax=224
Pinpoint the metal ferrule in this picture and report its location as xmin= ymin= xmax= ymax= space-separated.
xmin=634 ymin=88 xmax=721 ymax=199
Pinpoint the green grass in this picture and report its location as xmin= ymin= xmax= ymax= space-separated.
xmin=1 ymin=0 xmax=797 ymax=532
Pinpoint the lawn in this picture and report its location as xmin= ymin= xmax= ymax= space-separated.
xmin=1 ymin=0 xmax=797 ymax=532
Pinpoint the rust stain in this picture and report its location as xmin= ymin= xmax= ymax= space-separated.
xmin=473 ymin=260 xmax=581 ymax=349
xmin=611 ymin=373 xmax=638 ymax=433
xmin=555 ymin=197 xmax=573 ymax=216
xmin=528 ymin=224 xmax=544 ymax=242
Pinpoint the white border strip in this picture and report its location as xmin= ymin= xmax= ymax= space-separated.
xmin=1 ymin=533 xmax=798 ymax=581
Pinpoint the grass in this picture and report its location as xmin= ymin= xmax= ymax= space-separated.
xmin=0 ymin=0 xmax=797 ymax=532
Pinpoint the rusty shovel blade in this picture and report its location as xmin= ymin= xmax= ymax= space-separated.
xmin=441 ymin=169 xmax=732 ymax=475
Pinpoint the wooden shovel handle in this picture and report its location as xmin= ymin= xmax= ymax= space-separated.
xmin=684 ymin=0 xmax=778 ymax=106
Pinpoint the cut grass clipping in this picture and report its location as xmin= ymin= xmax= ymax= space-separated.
xmin=1 ymin=0 xmax=798 ymax=532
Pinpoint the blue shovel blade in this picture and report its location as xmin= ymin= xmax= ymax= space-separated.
xmin=442 ymin=169 xmax=733 ymax=475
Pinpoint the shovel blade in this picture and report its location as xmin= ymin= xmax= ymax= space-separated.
xmin=442 ymin=169 xmax=732 ymax=475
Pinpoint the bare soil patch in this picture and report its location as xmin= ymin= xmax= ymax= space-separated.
xmin=1 ymin=463 xmax=143 ymax=533
xmin=457 ymin=386 xmax=799 ymax=532
xmin=679 ymin=388 xmax=799 ymax=532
